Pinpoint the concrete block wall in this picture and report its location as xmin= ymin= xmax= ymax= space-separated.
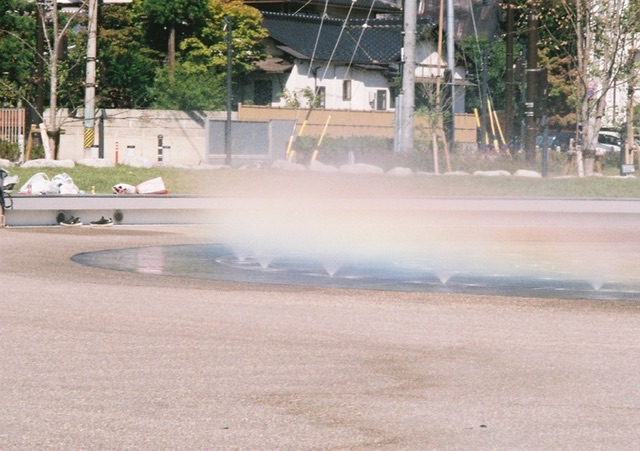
xmin=54 ymin=109 xmax=231 ymax=166
xmin=40 ymin=107 xmax=479 ymax=167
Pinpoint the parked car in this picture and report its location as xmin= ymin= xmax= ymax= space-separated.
xmin=597 ymin=130 xmax=622 ymax=153
xmin=536 ymin=132 xmax=574 ymax=152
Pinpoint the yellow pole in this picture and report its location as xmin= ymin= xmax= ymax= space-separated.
xmin=286 ymin=135 xmax=295 ymax=160
xmin=298 ymin=119 xmax=308 ymax=137
xmin=317 ymin=116 xmax=331 ymax=147
xmin=493 ymin=110 xmax=507 ymax=145
xmin=287 ymin=119 xmax=309 ymax=162
xmin=487 ymin=99 xmax=496 ymax=136
xmin=487 ymin=99 xmax=499 ymax=152
xmin=312 ymin=115 xmax=331 ymax=162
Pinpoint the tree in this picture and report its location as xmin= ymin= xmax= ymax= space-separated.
xmin=567 ymin=0 xmax=640 ymax=157
xmin=508 ymin=0 xmax=580 ymax=131
xmin=512 ymin=0 xmax=640 ymax=157
xmin=98 ymin=2 xmax=158 ymax=107
xmin=0 ymin=0 xmax=36 ymax=108
xmin=179 ymin=0 xmax=267 ymax=77
xmin=41 ymin=0 xmax=90 ymax=159
xmin=142 ymin=0 xmax=209 ymax=73
xmin=149 ymin=64 xmax=226 ymax=110
xmin=459 ymin=37 xmax=508 ymax=113
xmin=151 ymin=0 xmax=268 ymax=110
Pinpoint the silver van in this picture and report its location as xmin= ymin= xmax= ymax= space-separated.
xmin=597 ymin=131 xmax=622 ymax=153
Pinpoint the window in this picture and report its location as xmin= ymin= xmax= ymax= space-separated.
xmin=343 ymin=80 xmax=352 ymax=101
xmin=376 ymin=89 xmax=387 ymax=111
xmin=253 ymin=80 xmax=273 ymax=106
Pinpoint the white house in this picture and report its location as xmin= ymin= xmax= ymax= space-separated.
xmin=241 ymin=12 xmax=466 ymax=113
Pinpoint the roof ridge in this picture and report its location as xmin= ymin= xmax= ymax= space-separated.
xmin=261 ymin=11 xmax=433 ymax=27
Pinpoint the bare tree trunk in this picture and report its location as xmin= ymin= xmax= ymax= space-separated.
xmin=48 ymin=0 xmax=60 ymax=159
xmin=39 ymin=0 xmax=90 ymax=159
xmin=168 ymin=26 xmax=176 ymax=75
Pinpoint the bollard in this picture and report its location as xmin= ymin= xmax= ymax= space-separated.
xmin=157 ymin=135 xmax=164 ymax=162
xmin=127 ymin=144 xmax=136 ymax=160
xmin=0 ymin=168 xmax=7 ymax=227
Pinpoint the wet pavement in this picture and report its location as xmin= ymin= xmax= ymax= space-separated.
xmin=73 ymin=242 xmax=640 ymax=301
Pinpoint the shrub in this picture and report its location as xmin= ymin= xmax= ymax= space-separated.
xmin=295 ymin=135 xmax=396 ymax=168
xmin=0 ymin=141 xmax=20 ymax=161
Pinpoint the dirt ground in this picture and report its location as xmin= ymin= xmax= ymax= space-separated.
xmin=1 ymin=225 xmax=640 ymax=449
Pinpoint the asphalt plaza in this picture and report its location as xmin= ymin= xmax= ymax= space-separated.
xmin=1 ymin=224 xmax=640 ymax=449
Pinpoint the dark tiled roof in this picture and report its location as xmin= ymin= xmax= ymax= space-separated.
xmin=302 ymin=0 xmax=401 ymax=11
xmin=262 ymin=12 xmax=409 ymax=65
xmin=245 ymin=0 xmax=401 ymax=13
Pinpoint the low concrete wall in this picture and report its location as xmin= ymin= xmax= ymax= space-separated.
xmin=55 ymin=109 xmax=230 ymax=166
xmin=7 ymin=195 xmax=640 ymax=228
xmin=45 ymin=107 xmax=478 ymax=166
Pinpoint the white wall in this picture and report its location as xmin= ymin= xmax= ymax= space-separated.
xmin=604 ymin=79 xmax=640 ymax=129
xmin=276 ymin=61 xmax=391 ymax=111
xmin=50 ymin=109 xmax=226 ymax=166
xmin=415 ymin=43 xmax=466 ymax=113
xmin=273 ymin=40 xmax=466 ymax=113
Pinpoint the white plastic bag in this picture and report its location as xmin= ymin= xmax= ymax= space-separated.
xmin=49 ymin=173 xmax=82 ymax=195
xmin=113 ymin=177 xmax=168 ymax=194
xmin=19 ymin=172 xmax=50 ymax=195
xmin=2 ymin=174 xmax=19 ymax=192
xmin=136 ymin=177 xmax=167 ymax=194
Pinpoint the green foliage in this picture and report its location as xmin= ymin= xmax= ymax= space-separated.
xmin=56 ymin=24 xmax=90 ymax=110
xmin=0 ymin=0 xmax=268 ymax=112
xmin=508 ymin=0 xmax=579 ymax=129
xmin=142 ymin=0 xmax=208 ymax=27
xmin=0 ymin=141 xmax=44 ymax=162
xmin=538 ymin=48 xmax=578 ymax=129
xmin=280 ymin=89 xmax=301 ymax=108
xmin=279 ymin=87 xmax=323 ymax=109
xmin=458 ymin=37 xmax=509 ymax=112
xmin=0 ymin=0 xmax=36 ymax=107
xmin=180 ymin=0 xmax=267 ymax=77
xmin=0 ymin=141 xmax=20 ymax=161
xmin=141 ymin=0 xmax=209 ymax=62
xmin=97 ymin=3 xmax=159 ymax=108
xmin=149 ymin=64 xmax=226 ymax=110
xmin=293 ymin=135 xmax=394 ymax=167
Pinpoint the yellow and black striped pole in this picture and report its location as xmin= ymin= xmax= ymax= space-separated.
xmin=83 ymin=127 xmax=95 ymax=151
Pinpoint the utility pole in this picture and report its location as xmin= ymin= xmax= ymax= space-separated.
xmin=224 ymin=16 xmax=232 ymax=166
xmin=30 ymin=3 xmax=46 ymax=140
xmin=446 ymin=0 xmax=455 ymax=147
xmin=83 ymin=0 xmax=98 ymax=156
xmin=480 ymin=50 xmax=489 ymax=152
xmin=524 ymin=0 xmax=538 ymax=161
xmin=399 ymin=0 xmax=416 ymax=153
xmin=80 ymin=0 xmax=131 ymax=158
xmin=623 ymin=47 xmax=638 ymax=175
xmin=504 ymin=0 xmax=514 ymax=147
